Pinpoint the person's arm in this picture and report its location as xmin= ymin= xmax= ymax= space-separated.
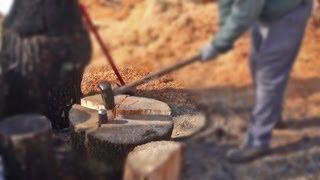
xmin=213 ymin=0 xmax=266 ymax=52
xmin=219 ymin=0 xmax=234 ymax=26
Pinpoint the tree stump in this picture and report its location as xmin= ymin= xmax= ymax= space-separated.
xmin=0 ymin=0 xmax=92 ymax=129
xmin=69 ymin=104 xmax=99 ymax=154
xmin=124 ymin=141 xmax=186 ymax=180
xmin=69 ymin=95 xmax=173 ymax=179
xmin=86 ymin=121 xmax=173 ymax=175
xmin=0 ymin=114 xmax=54 ymax=180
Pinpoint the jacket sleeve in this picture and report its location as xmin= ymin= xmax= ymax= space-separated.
xmin=219 ymin=0 xmax=234 ymax=26
xmin=213 ymin=0 xmax=266 ymax=52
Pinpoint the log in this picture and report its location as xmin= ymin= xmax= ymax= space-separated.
xmin=0 ymin=114 xmax=55 ymax=180
xmin=69 ymin=104 xmax=99 ymax=154
xmin=70 ymin=95 xmax=174 ymax=179
xmin=124 ymin=141 xmax=186 ymax=180
xmin=86 ymin=121 xmax=173 ymax=175
xmin=0 ymin=0 xmax=92 ymax=129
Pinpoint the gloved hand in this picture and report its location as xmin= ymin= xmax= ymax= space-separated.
xmin=199 ymin=41 xmax=219 ymax=62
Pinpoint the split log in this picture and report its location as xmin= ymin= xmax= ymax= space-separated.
xmin=0 ymin=0 xmax=92 ymax=129
xmin=124 ymin=141 xmax=186 ymax=180
xmin=0 ymin=114 xmax=55 ymax=180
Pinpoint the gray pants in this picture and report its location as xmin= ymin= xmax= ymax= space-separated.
xmin=245 ymin=1 xmax=313 ymax=148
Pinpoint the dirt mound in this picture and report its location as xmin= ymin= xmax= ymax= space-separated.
xmin=81 ymin=0 xmax=320 ymax=94
xmin=81 ymin=0 xmax=218 ymax=93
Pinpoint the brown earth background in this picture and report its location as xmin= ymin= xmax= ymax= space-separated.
xmin=80 ymin=0 xmax=320 ymax=179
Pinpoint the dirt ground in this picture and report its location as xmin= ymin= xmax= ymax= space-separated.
xmin=81 ymin=0 xmax=320 ymax=179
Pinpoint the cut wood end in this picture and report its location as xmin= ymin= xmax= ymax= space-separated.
xmin=69 ymin=104 xmax=99 ymax=132
xmin=0 ymin=114 xmax=51 ymax=138
xmin=81 ymin=95 xmax=172 ymax=118
xmin=81 ymin=94 xmax=129 ymax=110
xmin=126 ymin=141 xmax=186 ymax=175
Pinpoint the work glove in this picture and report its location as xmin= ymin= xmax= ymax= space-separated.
xmin=199 ymin=41 xmax=219 ymax=62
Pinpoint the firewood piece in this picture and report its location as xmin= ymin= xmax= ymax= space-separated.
xmin=0 ymin=114 xmax=54 ymax=180
xmin=124 ymin=141 xmax=186 ymax=180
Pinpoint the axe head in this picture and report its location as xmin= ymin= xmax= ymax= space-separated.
xmin=98 ymin=81 xmax=115 ymax=111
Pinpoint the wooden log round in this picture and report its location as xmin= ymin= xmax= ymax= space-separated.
xmin=0 ymin=114 xmax=54 ymax=180
xmin=124 ymin=141 xmax=186 ymax=180
xmin=0 ymin=0 xmax=92 ymax=129
xmin=81 ymin=94 xmax=172 ymax=120
xmin=70 ymin=95 xmax=174 ymax=178
xmin=69 ymin=104 xmax=99 ymax=154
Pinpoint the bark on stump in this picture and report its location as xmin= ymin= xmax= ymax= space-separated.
xmin=0 ymin=0 xmax=92 ymax=129
xmin=0 ymin=74 xmax=6 ymax=117
xmin=69 ymin=104 xmax=99 ymax=154
xmin=124 ymin=141 xmax=186 ymax=180
xmin=69 ymin=95 xmax=173 ymax=179
xmin=0 ymin=114 xmax=54 ymax=180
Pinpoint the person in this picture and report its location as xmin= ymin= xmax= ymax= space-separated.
xmin=200 ymin=0 xmax=313 ymax=163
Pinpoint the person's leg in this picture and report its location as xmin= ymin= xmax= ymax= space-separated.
xmin=228 ymin=1 xmax=312 ymax=162
xmin=250 ymin=22 xmax=267 ymax=88
xmin=247 ymin=1 xmax=312 ymax=148
xmin=250 ymin=24 xmax=286 ymax=129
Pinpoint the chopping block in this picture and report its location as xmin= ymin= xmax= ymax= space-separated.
xmin=68 ymin=94 xmax=173 ymax=175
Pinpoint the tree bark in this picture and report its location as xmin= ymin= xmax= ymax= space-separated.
xmin=0 ymin=0 xmax=92 ymax=129
xmin=0 ymin=74 xmax=5 ymax=117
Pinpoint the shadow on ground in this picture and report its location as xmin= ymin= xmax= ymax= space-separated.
xmin=134 ymin=76 xmax=320 ymax=179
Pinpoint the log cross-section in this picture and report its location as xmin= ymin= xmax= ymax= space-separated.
xmin=124 ymin=141 xmax=186 ymax=180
